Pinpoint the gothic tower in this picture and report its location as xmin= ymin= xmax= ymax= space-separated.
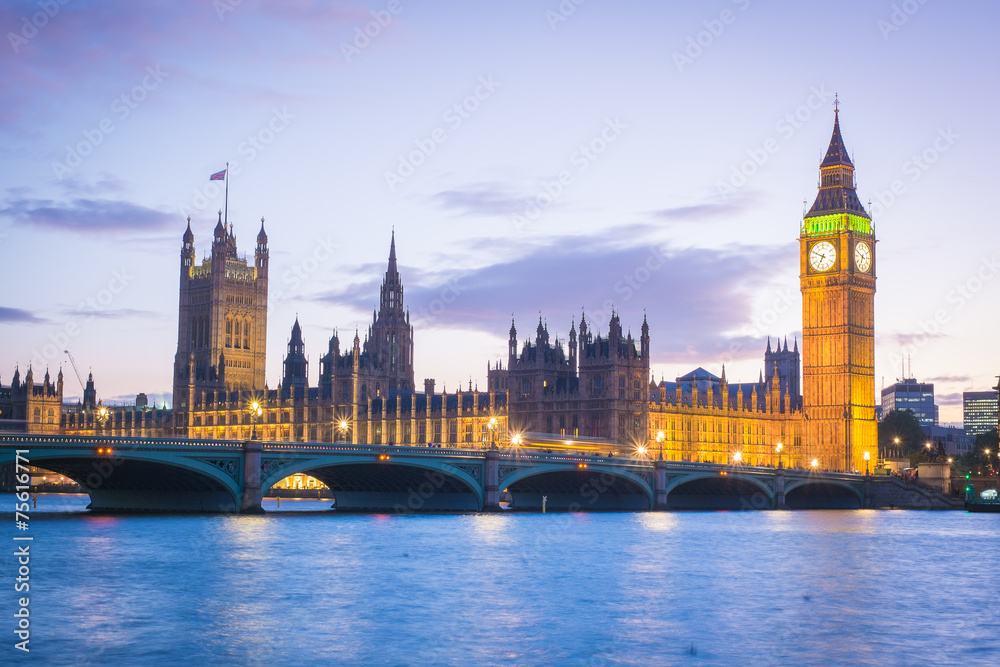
xmin=799 ymin=104 xmax=877 ymax=471
xmin=172 ymin=214 xmax=269 ymax=426
xmin=366 ymin=231 xmax=414 ymax=391
xmin=282 ymin=317 xmax=308 ymax=397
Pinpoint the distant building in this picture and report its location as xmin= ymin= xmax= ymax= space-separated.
xmin=0 ymin=366 xmax=63 ymax=434
xmin=923 ymin=424 xmax=974 ymax=458
xmin=963 ymin=390 xmax=998 ymax=437
xmin=881 ymin=378 xmax=937 ymax=427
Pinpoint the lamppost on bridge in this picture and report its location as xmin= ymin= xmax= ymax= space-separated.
xmin=338 ymin=419 xmax=350 ymax=444
xmin=732 ymin=451 xmax=742 ymax=466
xmin=247 ymin=399 xmax=264 ymax=440
xmin=810 ymin=458 xmax=819 ymax=470
xmin=863 ymin=450 xmax=870 ymax=476
xmin=96 ymin=404 xmax=109 ymax=435
xmin=510 ymin=433 xmax=522 ymax=448
xmin=487 ymin=416 xmax=498 ymax=450
xmin=775 ymin=442 xmax=784 ymax=469
xmin=656 ymin=431 xmax=665 ymax=461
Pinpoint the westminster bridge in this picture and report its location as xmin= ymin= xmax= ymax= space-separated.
xmin=0 ymin=434 xmax=961 ymax=512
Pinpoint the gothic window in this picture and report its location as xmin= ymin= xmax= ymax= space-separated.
xmin=619 ymin=375 xmax=626 ymax=399
xmin=633 ymin=378 xmax=640 ymax=401
xmin=243 ymin=318 xmax=251 ymax=349
xmin=225 ymin=318 xmax=232 ymax=347
xmin=593 ymin=375 xmax=602 ymax=394
xmin=234 ymin=319 xmax=241 ymax=343
xmin=521 ymin=379 xmax=530 ymax=397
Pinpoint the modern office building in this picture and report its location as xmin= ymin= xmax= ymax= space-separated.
xmin=963 ymin=390 xmax=998 ymax=437
xmin=881 ymin=378 xmax=937 ymax=427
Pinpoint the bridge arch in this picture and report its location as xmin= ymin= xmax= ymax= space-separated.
xmin=0 ymin=449 xmax=242 ymax=512
xmin=261 ymin=455 xmax=484 ymax=511
xmin=665 ymin=472 xmax=775 ymax=510
xmin=784 ymin=478 xmax=863 ymax=509
xmin=500 ymin=463 xmax=654 ymax=510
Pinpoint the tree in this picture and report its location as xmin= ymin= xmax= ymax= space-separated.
xmin=974 ymin=428 xmax=999 ymax=454
xmin=878 ymin=409 xmax=925 ymax=456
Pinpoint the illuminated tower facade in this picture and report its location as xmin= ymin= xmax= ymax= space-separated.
xmin=172 ymin=213 xmax=269 ymax=426
xmin=799 ymin=105 xmax=877 ymax=471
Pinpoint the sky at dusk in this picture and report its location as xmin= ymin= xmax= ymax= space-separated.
xmin=1 ymin=0 xmax=997 ymax=423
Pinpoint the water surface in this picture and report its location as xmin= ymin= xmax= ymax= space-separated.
xmin=4 ymin=494 xmax=998 ymax=665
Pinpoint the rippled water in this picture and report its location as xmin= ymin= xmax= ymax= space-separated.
xmin=3 ymin=494 xmax=999 ymax=665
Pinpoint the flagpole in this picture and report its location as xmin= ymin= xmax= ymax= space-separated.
xmin=224 ymin=161 xmax=230 ymax=228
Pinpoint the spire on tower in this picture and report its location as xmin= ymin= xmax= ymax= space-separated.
xmin=804 ymin=100 xmax=871 ymax=224
xmin=257 ymin=216 xmax=268 ymax=245
xmin=388 ymin=229 xmax=397 ymax=275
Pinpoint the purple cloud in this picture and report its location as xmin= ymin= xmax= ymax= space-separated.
xmin=1 ymin=198 xmax=173 ymax=231
xmin=313 ymin=233 xmax=796 ymax=364
xmin=0 ymin=307 xmax=46 ymax=324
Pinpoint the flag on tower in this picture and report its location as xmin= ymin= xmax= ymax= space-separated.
xmin=210 ymin=168 xmax=227 ymax=181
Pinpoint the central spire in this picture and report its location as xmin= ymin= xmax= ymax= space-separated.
xmin=379 ymin=231 xmax=404 ymax=315
xmin=387 ymin=229 xmax=397 ymax=276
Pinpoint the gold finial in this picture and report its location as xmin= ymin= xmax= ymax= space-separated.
xmin=834 ymin=93 xmax=840 ymax=114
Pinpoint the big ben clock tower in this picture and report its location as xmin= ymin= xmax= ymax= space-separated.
xmin=800 ymin=101 xmax=877 ymax=472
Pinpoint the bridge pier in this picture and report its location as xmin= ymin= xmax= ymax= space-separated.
xmin=241 ymin=439 xmax=265 ymax=514
xmin=654 ymin=460 xmax=668 ymax=510
xmin=774 ymin=467 xmax=787 ymax=510
xmin=483 ymin=449 xmax=501 ymax=511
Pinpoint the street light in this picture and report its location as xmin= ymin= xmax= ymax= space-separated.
xmin=487 ymin=416 xmax=498 ymax=450
xmin=810 ymin=458 xmax=819 ymax=469
xmin=656 ymin=430 xmax=665 ymax=461
xmin=511 ymin=433 xmax=522 ymax=447
xmin=247 ymin=398 xmax=264 ymax=440
xmin=338 ymin=419 xmax=349 ymax=443
xmin=733 ymin=451 xmax=742 ymax=465
xmin=96 ymin=405 xmax=109 ymax=434
xmin=775 ymin=442 xmax=783 ymax=469
xmin=863 ymin=450 xmax=870 ymax=476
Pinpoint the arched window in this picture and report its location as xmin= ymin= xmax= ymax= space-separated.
xmin=243 ymin=318 xmax=251 ymax=349
xmin=225 ymin=318 xmax=232 ymax=347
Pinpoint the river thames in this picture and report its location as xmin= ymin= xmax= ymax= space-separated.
xmin=4 ymin=495 xmax=999 ymax=665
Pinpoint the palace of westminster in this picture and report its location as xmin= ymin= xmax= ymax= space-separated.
xmin=0 ymin=110 xmax=878 ymax=472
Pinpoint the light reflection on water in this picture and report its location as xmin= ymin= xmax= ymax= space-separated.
xmin=3 ymin=495 xmax=999 ymax=666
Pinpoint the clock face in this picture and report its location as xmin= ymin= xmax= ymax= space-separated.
xmin=809 ymin=241 xmax=837 ymax=272
xmin=855 ymin=241 xmax=872 ymax=273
